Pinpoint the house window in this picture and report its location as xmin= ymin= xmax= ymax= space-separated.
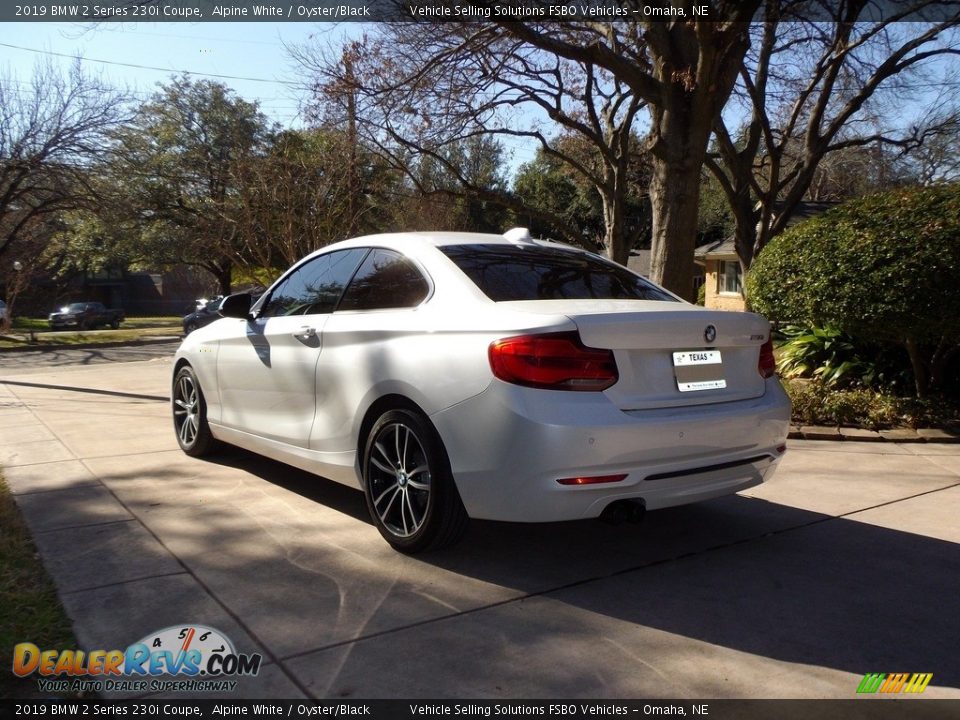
xmin=718 ymin=260 xmax=742 ymax=295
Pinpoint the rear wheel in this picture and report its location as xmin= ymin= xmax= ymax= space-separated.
xmin=362 ymin=408 xmax=468 ymax=553
xmin=110 ymin=318 xmax=120 ymax=329
xmin=172 ymin=365 xmax=218 ymax=457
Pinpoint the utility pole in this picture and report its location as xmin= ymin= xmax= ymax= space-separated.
xmin=344 ymin=50 xmax=359 ymax=238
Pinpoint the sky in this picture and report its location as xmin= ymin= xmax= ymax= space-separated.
xmin=0 ymin=21 xmax=544 ymax=170
xmin=0 ymin=22 xmax=327 ymax=125
xmin=1 ymin=21 xmax=953 ymax=178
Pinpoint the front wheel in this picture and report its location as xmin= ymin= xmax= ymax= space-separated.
xmin=362 ymin=409 xmax=468 ymax=553
xmin=172 ymin=365 xmax=218 ymax=457
xmin=110 ymin=318 xmax=120 ymax=329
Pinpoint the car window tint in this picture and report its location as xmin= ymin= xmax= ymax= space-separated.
xmin=261 ymin=248 xmax=368 ymax=318
xmin=441 ymin=244 xmax=678 ymax=302
xmin=338 ymin=249 xmax=430 ymax=311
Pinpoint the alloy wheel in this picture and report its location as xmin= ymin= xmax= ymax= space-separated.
xmin=173 ymin=372 xmax=200 ymax=448
xmin=367 ymin=422 xmax=432 ymax=538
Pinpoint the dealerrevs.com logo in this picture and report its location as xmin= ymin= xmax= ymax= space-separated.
xmin=12 ymin=624 xmax=262 ymax=694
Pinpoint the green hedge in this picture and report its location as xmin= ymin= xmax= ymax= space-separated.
xmin=748 ymin=184 xmax=960 ymax=396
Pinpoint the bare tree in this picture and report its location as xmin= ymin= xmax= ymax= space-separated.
xmin=499 ymin=11 xmax=761 ymax=300
xmin=0 ymin=59 xmax=130 ymax=264
xmin=292 ymin=24 xmax=649 ymax=262
xmin=234 ymin=128 xmax=367 ymax=270
xmin=707 ymin=0 xmax=960 ymax=271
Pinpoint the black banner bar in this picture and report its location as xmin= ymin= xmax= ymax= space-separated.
xmin=2 ymin=0 xmax=958 ymax=23
xmin=2 ymin=700 xmax=960 ymax=720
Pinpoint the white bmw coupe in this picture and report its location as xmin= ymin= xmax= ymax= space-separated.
xmin=172 ymin=229 xmax=790 ymax=552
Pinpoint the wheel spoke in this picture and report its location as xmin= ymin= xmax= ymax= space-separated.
xmin=394 ymin=424 xmax=402 ymax=468
xmin=374 ymin=441 xmax=394 ymax=468
xmin=179 ymin=377 xmax=190 ymax=403
xmin=178 ymin=416 xmax=191 ymax=444
xmin=374 ymin=482 xmax=399 ymax=506
xmin=407 ymin=477 xmax=430 ymax=491
xmin=405 ymin=491 xmax=422 ymax=532
xmin=408 ymin=463 xmax=429 ymax=477
xmin=378 ymin=486 xmax=401 ymax=521
xmin=174 ymin=399 xmax=189 ymax=409
xmin=399 ymin=489 xmax=409 ymax=535
xmin=401 ymin=426 xmax=410 ymax=471
xmin=370 ymin=456 xmax=394 ymax=475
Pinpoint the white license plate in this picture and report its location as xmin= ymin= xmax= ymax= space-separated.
xmin=672 ymin=350 xmax=722 ymax=367
xmin=673 ymin=350 xmax=726 ymax=392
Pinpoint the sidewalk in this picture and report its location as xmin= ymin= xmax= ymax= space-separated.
xmin=2 ymin=359 xmax=959 ymax=699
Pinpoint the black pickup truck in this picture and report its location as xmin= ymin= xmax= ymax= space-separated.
xmin=48 ymin=302 xmax=125 ymax=330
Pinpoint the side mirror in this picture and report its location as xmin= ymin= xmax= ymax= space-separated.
xmin=218 ymin=293 xmax=253 ymax=320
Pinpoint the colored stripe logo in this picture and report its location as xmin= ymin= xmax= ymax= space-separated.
xmin=857 ymin=673 xmax=933 ymax=694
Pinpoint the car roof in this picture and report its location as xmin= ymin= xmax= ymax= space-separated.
xmin=319 ymin=229 xmax=585 ymax=257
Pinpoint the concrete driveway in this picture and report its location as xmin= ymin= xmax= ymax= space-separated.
xmin=2 ymin=356 xmax=959 ymax=700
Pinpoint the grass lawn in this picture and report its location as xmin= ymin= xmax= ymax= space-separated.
xmin=1 ymin=317 xmax=183 ymax=350
xmin=0 ymin=474 xmax=77 ymax=698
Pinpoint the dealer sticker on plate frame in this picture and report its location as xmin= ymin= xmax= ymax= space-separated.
xmin=672 ymin=350 xmax=726 ymax=392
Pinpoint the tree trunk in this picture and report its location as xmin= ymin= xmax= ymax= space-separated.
xmin=601 ymin=180 xmax=630 ymax=266
xmin=217 ymin=268 xmax=232 ymax=297
xmin=904 ymin=337 xmax=928 ymax=399
xmin=648 ymin=157 xmax=702 ymax=301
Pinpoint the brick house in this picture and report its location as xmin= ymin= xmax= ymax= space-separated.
xmin=695 ymin=201 xmax=837 ymax=311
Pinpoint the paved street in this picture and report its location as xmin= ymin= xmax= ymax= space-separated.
xmin=0 ymin=341 xmax=180 ymax=374
xmin=1 ymin=352 xmax=959 ymax=700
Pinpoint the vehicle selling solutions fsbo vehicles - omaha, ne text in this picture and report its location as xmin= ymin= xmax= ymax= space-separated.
xmin=171 ymin=229 xmax=791 ymax=552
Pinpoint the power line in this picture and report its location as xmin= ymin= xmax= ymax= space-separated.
xmin=95 ymin=27 xmax=287 ymax=48
xmin=0 ymin=41 xmax=299 ymax=87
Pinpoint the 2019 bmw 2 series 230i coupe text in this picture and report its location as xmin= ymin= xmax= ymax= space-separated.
xmin=172 ymin=229 xmax=791 ymax=552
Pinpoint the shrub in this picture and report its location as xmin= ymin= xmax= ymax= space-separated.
xmin=748 ymin=184 xmax=960 ymax=397
xmin=785 ymin=380 xmax=960 ymax=429
xmin=775 ymin=324 xmax=913 ymax=391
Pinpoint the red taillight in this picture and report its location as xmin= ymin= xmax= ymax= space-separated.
xmin=488 ymin=331 xmax=618 ymax=391
xmin=758 ymin=338 xmax=776 ymax=378
xmin=556 ymin=474 xmax=627 ymax=486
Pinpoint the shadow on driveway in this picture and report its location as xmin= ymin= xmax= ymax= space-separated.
xmin=192 ymin=446 xmax=959 ymax=689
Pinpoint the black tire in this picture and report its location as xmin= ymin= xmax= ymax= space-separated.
xmin=110 ymin=318 xmax=120 ymax=329
xmin=172 ymin=365 xmax=218 ymax=457
xmin=362 ymin=408 xmax=468 ymax=553
xmin=184 ymin=321 xmax=198 ymax=335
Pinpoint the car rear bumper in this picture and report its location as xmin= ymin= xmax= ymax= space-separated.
xmin=430 ymin=378 xmax=791 ymax=522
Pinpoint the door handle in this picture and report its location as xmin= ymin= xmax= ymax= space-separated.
xmin=294 ymin=326 xmax=317 ymax=339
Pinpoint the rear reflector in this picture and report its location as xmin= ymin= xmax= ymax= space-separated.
xmin=489 ymin=331 xmax=618 ymax=391
xmin=758 ymin=338 xmax=776 ymax=378
xmin=556 ymin=474 xmax=627 ymax=486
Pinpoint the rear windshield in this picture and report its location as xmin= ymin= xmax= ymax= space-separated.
xmin=441 ymin=244 xmax=678 ymax=302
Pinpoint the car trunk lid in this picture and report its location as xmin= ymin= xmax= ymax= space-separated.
xmin=497 ymin=300 xmax=771 ymax=410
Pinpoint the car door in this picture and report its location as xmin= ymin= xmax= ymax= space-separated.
xmin=311 ymin=248 xmax=432 ymax=455
xmin=216 ymin=248 xmax=368 ymax=447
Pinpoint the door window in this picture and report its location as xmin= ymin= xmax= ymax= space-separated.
xmin=260 ymin=248 xmax=368 ymax=318
xmin=338 ymin=249 xmax=430 ymax=311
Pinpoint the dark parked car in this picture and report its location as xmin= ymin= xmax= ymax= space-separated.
xmin=182 ymin=297 xmax=225 ymax=335
xmin=49 ymin=302 xmax=125 ymax=330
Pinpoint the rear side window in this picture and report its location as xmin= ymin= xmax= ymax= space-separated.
xmin=261 ymin=248 xmax=367 ymax=318
xmin=338 ymin=249 xmax=430 ymax=311
xmin=441 ymin=244 xmax=678 ymax=302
